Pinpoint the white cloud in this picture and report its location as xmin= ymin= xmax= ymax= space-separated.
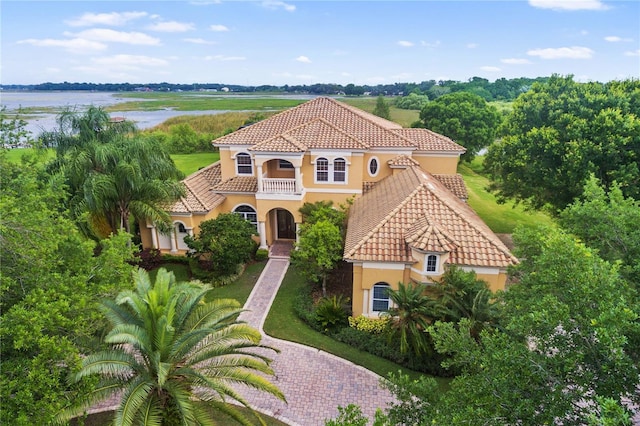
xmin=147 ymin=21 xmax=195 ymax=32
xmin=480 ymin=66 xmax=501 ymax=72
xmin=204 ymin=55 xmax=246 ymax=61
xmin=92 ymin=54 xmax=170 ymax=69
xmin=467 ymin=43 xmax=479 ymax=49
xmin=296 ymin=55 xmax=312 ymax=63
xmin=261 ymin=1 xmax=296 ymax=12
xmin=210 ymin=24 xmax=229 ymax=32
xmin=184 ymin=38 xmax=217 ymax=45
xmin=527 ymin=46 xmax=594 ymax=59
xmin=420 ymin=40 xmax=441 ymax=48
xmin=397 ymin=40 xmax=414 ymax=47
xmin=17 ymin=38 xmax=107 ymax=54
xmin=528 ymin=0 xmax=609 ymax=11
xmin=624 ymin=49 xmax=640 ymax=57
xmin=501 ymin=58 xmax=532 ymax=64
xmin=604 ymin=36 xmax=633 ymax=42
xmin=65 ymin=29 xmax=161 ymax=45
xmin=65 ymin=11 xmax=148 ymax=27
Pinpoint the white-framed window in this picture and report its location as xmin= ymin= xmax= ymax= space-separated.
xmin=236 ymin=152 xmax=253 ymax=175
xmin=233 ymin=205 xmax=258 ymax=232
xmin=278 ymin=159 xmax=294 ymax=170
xmin=425 ymin=254 xmax=439 ymax=273
xmin=372 ymin=282 xmax=391 ymax=312
xmin=175 ymin=221 xmax=189 ymax=250
xmin=314 ymin=157 xmax=348 ymax=184
xmin=368 ymin=157 xmax=379 ymax=177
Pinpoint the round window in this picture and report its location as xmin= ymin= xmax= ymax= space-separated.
xmin=368 ymin=158 xmax=379 ymax=176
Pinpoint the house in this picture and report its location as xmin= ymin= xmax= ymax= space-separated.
xmin=139 ymin=96 xmax=517 ymax=317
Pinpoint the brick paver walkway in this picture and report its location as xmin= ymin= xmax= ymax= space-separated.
xmin=236 ymin=258 xmax=395 ymax=425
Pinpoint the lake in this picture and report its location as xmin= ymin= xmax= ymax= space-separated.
xmin=0 ymin=91 xmax=236 ymax=136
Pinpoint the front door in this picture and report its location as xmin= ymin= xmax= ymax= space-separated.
xmin=276 ymin=209 xmax=296 ymax=240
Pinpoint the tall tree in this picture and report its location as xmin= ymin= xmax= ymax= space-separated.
xmin=485 ymin=75 xmax=640 ymax=212
xmin=290 ymin=219 xmax=343 ymax=297
xmin=416 ymin=91 xmax=501 ymax=162
xmin=56 ymin=268 xmax=285 ymax=426
xmin=372 ymin=95 xmax=391 ymax=120
xmin=0 ymin=154 xmax=136 ymax=425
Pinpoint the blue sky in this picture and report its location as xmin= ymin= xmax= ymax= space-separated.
xmin=2 ymin=0 xmax=639 ymax=85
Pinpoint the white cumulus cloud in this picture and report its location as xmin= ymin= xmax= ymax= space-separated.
xmin=210 ymin=24 xmax=229 ymax=32
xmin=65 ymin=11 xmax=148 ymax=27
xmin=184 ymin=38 xmax=217 ymax=45
xmin=65 ymin=29 xmax=161 ymax=45
xmin=147 ymin=21 xmax=195 ymax=32
xmin=261 ymin=1 xmax=296 ymax=12
xmin=527 ymin=46 xmax=594 ymax=59
xmin=528 ymin=0 xmax=609 ymax=11
xmin=501 ymin=58 xmax=532 ymax=64
xmin=624 ymin=49 xmax=640 ymax=57
xmin=604 ymin=36 xmax=633 ymax=42
xmin=17 ymin=37 xmax=107 ymax=54
xmin=296 ymin=55 xmax=312 ymax=63
xmin=420 ymin=40 xmax=441 ymax=48
xmin=397 ymin=40 xmax=414 ymax=47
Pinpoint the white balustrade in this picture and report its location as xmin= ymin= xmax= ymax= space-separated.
xmin=261 ymin=178 xmax=296 ymax=193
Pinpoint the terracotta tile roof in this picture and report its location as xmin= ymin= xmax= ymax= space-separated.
xmin=388 ymin=154 xmax=420 ymax=168
xmin=213 ymin=97 xmax=414 ymax=150
xmin=249 ymin=134 xmax=307 ymax=152
xmin=212 ymin=176 xmax=258 ymax=193
xmin=362 ymin=181 xmax=377 ymax=194
xmin=166 ymin=162 xmax=224 ymax=213
xmin=433 ymin=174 xmax=468 ymax=200
xmin=344 ymin=166 xmax=517 ymax=268
xmin=285 ymin=118 xmax=369 ymax=150
xmin=392 ymin=128 xmax=466 ymax=153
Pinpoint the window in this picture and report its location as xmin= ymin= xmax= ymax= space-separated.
xmin=316 ymin=157 xmax=329 ymax=182
xmin=372 ymin=282 xmax=391 ymax=312
xmin=236 ymin=153 xmax=253 ymax=175
xmin=368 ymin=157 xmax=379 ymax=177
xmin=177 ymin=223 xmax=187 ymax=233
xmin=234 ymin=205 xmax=258 ymax=231
xmin=426 ymin=254 xmax=438 ymax=273
xmin=315 ymin=157 xmax=348 ymax=183
xmin=334 ymin=158 xmax=346 ymax=182
xmin=278 ymin=159 xmax=294 ymax=169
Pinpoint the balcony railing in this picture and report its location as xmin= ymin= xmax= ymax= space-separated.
xmin=262 ymin=178 xmax=297 ymax=193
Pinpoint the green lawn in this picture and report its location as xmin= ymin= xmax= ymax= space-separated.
xmin=339 ymin=96 xmax=419 ymax=128
xmin=170 ymin=152 xmax=220 ymax=175
xmin=2 ymin=147 xmax=55 ymax=163
xmin=458 ymin=157 xmax=553 ymax=233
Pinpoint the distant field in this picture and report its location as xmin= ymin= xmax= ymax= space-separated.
xmin=339 ymin=96 xmax=420 ymax=128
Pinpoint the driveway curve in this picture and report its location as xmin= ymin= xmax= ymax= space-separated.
xmin=236 ymin=258 xmax=395 ymax=426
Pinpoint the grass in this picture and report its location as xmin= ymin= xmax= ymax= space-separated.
xmin=147 ymin=111 xmax=275 ymax=134
xmin=263 ymin=266 xmax=450 ymax=386
xmin=458 ymin=157 xmax=553 ymax=233
xmin=171 ymin=152 xmax=220 ymax=176
xmin=339 ymin=96 xmax=420 ymax=128
xmin=107 ymin=93 xmax=306 ymax=112
xmin=207 ymin=261 xmax=267 ymax=305
xmin=2 ymin=147 xmax=55 ymax=163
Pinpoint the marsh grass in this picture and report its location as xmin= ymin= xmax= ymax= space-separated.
xmin=148 ymin=111 xmax=276 ymax=134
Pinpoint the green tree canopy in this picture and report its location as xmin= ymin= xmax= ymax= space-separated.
xmin=185 ymin=212 xmax=257 ymax=276
xmin=485 ymin=75 xmax=640 ymax=212
xmin=0 ymin=154 xmax=136 ymax=425
xmin=416 ymin=91 xmax=501 ymax=162
xmin=372 ymin=95 xmax=391 ymax=120
xmin=56 ymin=268 xmax=285 ymax=426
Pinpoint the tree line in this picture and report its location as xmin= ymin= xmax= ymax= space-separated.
xmin=1 ymin=75 xmax=549 ymax=101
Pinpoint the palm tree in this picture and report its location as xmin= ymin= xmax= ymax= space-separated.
xmin=385 ymin=282 xmax=439 ymax=355
xmin=56 ymin=268 xmax=285 ymax=426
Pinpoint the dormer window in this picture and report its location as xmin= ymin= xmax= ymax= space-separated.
xmin=425 ymin=254 xmax=439 ymax=274
xmin=236 ymin=153 xmax=253 ymax=175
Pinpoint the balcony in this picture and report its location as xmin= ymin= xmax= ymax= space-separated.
xmin=262 ymin=178 xmax=297 ymax=194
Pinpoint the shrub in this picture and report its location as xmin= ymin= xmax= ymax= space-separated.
xmin=136 ymin=248 xmax=163 ymax=270
xmin=315 ymin=295 xmax=350 ymax=331
xmin=348 ymin=315 xmax=390 ymax=334
xmin=254 ymin=248 xmax=269 ymax=262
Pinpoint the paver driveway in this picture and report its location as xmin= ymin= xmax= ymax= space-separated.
xmin=236 ymin=258 xmax=395 ymax=426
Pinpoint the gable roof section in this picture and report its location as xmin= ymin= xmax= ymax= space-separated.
xmin=393 ymin=128 xmax=466 ymax=153
xmin=213 ymin=97 xmax=414 ymax=150
xmin=167 ymin=162 xmax=224 ymax=213
xmin=432 ymin=174 xmax=468 ymax=200
xmin=345 ymin=166 xmax=517 ymax=268
xmin=212 ymin=176 xmax=258 ymax=193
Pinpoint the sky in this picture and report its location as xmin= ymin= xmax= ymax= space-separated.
xmin=1 ymin=0 xmax=639 ymax=86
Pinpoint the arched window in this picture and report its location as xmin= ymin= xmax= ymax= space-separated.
xmin=316 ymin=157 xmax=329 ymax=182
xmin=372 ymin=282 xmax=391 ymax=312
xmin=426 ymin=254 xmax=438 ymax=273
xmin=236 ymin=152 xmax=253 ymax=175
xmin=333 ymin=158 xmax=346 ymax=182
xmin=368 ymin=157 xmax=379 ymax=177
xmin=177 ymin=223 xmax=187 ymax=233
xmin=234 ymin=205 xmax=258 ymax=231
